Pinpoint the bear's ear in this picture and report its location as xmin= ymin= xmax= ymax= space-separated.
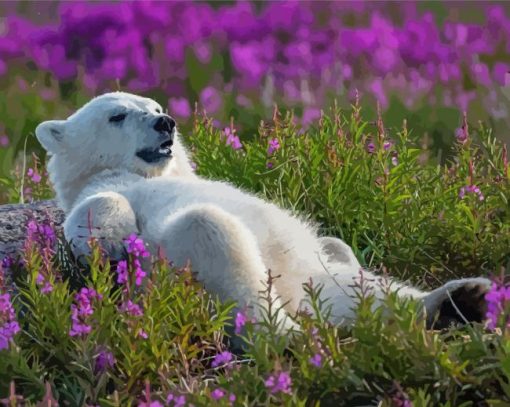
xmin=35 ymin=120 xmax=67 ymax=154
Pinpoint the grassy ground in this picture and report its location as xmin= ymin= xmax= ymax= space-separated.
xmin=0 ymin=105 xmax=509 ymax=406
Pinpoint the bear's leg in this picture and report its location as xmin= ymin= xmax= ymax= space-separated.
xmin=158 ymin=204 xmax=296 ymax=332
xmin=421 ymin=277 xmax=490 ymax=329
xmin=64 ymin=192 xmax=139 ymax=263
xmin=317 ymin=237 xmax=490 ymax=328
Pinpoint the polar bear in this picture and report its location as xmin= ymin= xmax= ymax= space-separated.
xmin=35 ymin=91 xmax=490 ymax=331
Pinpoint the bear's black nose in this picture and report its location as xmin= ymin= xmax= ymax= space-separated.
xmin=153 ymin=115 xmax=176 ymax=133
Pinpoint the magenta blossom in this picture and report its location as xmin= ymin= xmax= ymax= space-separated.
xmin=116 ymin=260 xmax=128 ymax=285
xmin=95 ymin=347 xmax=116 ymax=374
xmin=455 ymin=127 xmax=468 ymax=143
xmin=265 ymin=371 xmax=292 ymax=394
xmin=0 ymin=293 xmax=20 ymax=350
xmin=27 ymin=168 xmax=41 ymax=183
xmin=138 ymin=401 xmax=163 ymax=407
xmin=125 ymin=234 xmax=150 ymax=258
xmin=366 ymin=142 xmax=376 ymax=154
xmin=166 ymin=394 xmax=186 ymax=407
xmin=234 ymin=309 xmax=255 ymax=334
xmin=224 ymin=128 xmax=243 ymax=150
xmin=211 ymin=388 xmax=226 ymax=401
xmin=459 ymin=184 xmax=484 ymax=201
xmin=119 ymin=300 xmax=143 ymax=317
xmin=309 ymin=353 xmax=322 ymax=367
xmin=211 ymin=351 xmax=233 ymax=368
xmin=267 ymin=138 xmax=280 ymax=155
xmin=69 ymin=287 xmax=102 ymax=337
xmin=485 ymin=282 xmax=510 ymax=330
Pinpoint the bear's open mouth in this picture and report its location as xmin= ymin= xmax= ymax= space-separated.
xmin=136 ymin=139 xmax=173 ymax=163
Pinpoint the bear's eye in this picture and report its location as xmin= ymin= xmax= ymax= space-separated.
xmin=155 ymin=108 xmax=161 ymax=114
xmin=109 ymin=113 xmax=127 ymax=123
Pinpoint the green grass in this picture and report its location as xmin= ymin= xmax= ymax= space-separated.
xmin=0 ymin=104 xmax=509 ymax=406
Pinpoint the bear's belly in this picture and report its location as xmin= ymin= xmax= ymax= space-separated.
xmin=124 ymin=177 xmax=279 ymax=245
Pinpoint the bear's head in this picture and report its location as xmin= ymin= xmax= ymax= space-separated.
xmin=36 ymin=92 xmax=178 ymax=176
xmin=36 ymin=92 xmax=194 ymax=212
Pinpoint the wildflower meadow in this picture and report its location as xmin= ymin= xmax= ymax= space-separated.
xmin=0 ymin=1 xmax=509 ymax=406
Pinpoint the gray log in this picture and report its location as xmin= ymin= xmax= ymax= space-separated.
xmin=0 ymin=200 xmax=65 ymax=262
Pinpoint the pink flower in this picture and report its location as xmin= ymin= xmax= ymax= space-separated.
xmin=166 ymin=394 xmax=186 ymax=407
xmin=224 ymin=128 xmax=243 ymax=150
xmin=69 ymin=288 xmax=102 ymax=337
xmin=235 ymin=310 xmax=247 ymax=334
xmin=120 ymin=300 xmax=143 ymax=317
xmin=211 ymin=351 xmax=233 ymax=368
xmin=211 ymin=388 xmax=225 ymax=400
xmin=0 ymin=293 xmax=20 ymax=350
xmin=366 ymin=142 xmax=376 ymax=154
xmin=169 ymin=97 xmax=191 ymax=119
xmin=116 ymin=260 xmax=128 ymax=285
xmin=267 ymin=138 xmax=280 ymax=155
xmin=95 ymin=347 xmax=116 ymax=374
xmin=27 ymin=168 xmax=42 ymax=183
xmin=309 ymin=353 xmax=322 ymax=367
xmin=485 ymin=282 xmax=510 ymax=329
xmin=124 ymin=234 xmax=150 ymax=258
xmin=265 ymin=371 xmax=292 ymax=394
xmin=138 ymin=401 xmax=163 ymax=407
xmin=455 ymin=127 xmax=468 ymax=143
xmin=0 ymin=135 xmax=8 ymax=147
xmin=458 ymin=184 xmax=484 ymax=201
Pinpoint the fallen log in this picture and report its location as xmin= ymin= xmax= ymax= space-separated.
xmin=0 ymin=199 xmax=65 ymax=262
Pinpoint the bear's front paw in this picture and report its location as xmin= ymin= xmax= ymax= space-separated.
xmin=427 ymin=279 xmax=490 ymax=330
xmin=69 ymin=234 xmax=128 ymax=265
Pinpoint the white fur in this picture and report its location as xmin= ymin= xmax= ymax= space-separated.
xmin=36 ymin=92 xmax=490 ymax=331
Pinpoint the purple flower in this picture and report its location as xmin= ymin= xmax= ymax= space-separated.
xmin=124 ymin=234 xmax=150 ymax=258
xmin=265 ymin=371 xmax=292 ymax=394
xmin=485 ymin=282 xmax=510 ymax=330
xmin=0 ymin=135 xmax=9 ymax=147
xmin=166 ymin=394 xmax=186 ymax=407
xmin=458 ymin=184 xmax=484 ymax=201
xmin=266 ymin=162 xmax=274 ymax=169
xmin=95 ymin=347 xmax=116 ymax=374
xmin=211 ymin=351 xmax=233 ymax=368
xmin=383 ymin=140 xmax=392 ymax=150
xmin=120 ymin=300 xmax=143 ymax=317
xmin=116 ymin=260 xmax=128 ymax=285
xmin=169 ymin=97 xmax=191 ymax=119
xmin=455 ymin=127 xmax=468 ymax=143
xmin=366 ymin=142 xmax=376 ymax=154
xmin=391 ymin=156 xmax=399 ymax=166
xmin=224 ymin=128 xmax=243 ymax=150
xmin=267 ymin=138 xmax=280 ymax=155
xmin=26 ymin=219 xmax=56 ymax=248
xmin=1 ymin=256 xmax=14 ymax=270
xmin=200 ymin=86 xmax=222 ymax=114
xmin=309 ymin=353 xmax=322 ymax=367
xmin=27 ymin=168 xmax=41 ymax=183
xmin=138 ymin=401 xmax=163 ymax=407
xmin=235 ymin=310 xmax=247 ymax=334
xmin=0 ymin=293 xmax=20 ymax=350
xmin=40 ymin=281 xmax=54 ymax=294
xmin=69 ymin=287 xmax=102 ymax=337
xmin=211 ymin=388 xmax=225 ymax=401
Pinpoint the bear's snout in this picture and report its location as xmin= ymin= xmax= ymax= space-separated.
xmin=153 ymin=115 xmax=176 ymax=134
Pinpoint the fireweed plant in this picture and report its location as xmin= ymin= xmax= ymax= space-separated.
xmin=0 ymin=105 xmax=509 ymax=405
